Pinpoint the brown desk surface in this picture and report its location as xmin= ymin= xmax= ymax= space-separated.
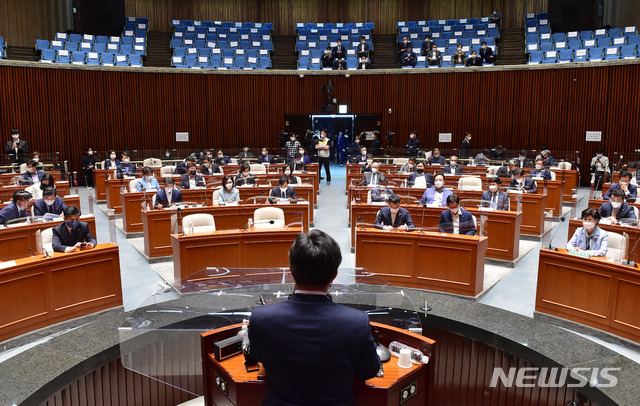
xmin=536 ymin=248 xmax=640 ymax=345
xmin=567 ymin=218 xmax=640 ymax=264
xmin=142 ymin=204 xmax=308 ymax=258
xmin=0 ymin=243 xmax=122 ymax=342
xmin=355 ymin=228 xmax=487 ymax=296
xmin=171 ymin=227 xmax=301 ymax=281
xmin=202 ymin=321 xmax=434 ymax=406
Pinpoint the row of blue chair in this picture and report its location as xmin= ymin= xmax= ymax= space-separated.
xmin=403 ymin=55 xmax=493 ymax=69
xmin=173 ymin=31 xmax=270 ymax=43
xmin=524 ymin=12 xmax=549 ymax=21
xmin=174 ymin=26 xmax=271 ymax=37
xmin=171 ymin=39 xmax=272 ymax=51
xmin=295 ymin=41 xmax=373 ymax=52
xmin=0 ymin=36 xmax=5 ymax=59
xmin=527 ymin=36 xmax=640 ymax=52
xmin=528 ymin=46 xmax=640 ymax=64
xmin=37 ymin=40 xmax=146 ymax=55
xmin=398 ymin=23 xmax=498 ymax=35
xmin=398 ymin=29 xmax=499 ymax=42
xmin=40 ymin=50 xmax=142 ymax=66
xmin=171 ymin=54 xmax=271 ymax=69
xmin=298 ymin=56 xmax=362 ymax=70
xmin=297 ymin=28 xmax=371 ymax=38
xmin=174 ymin=48 xmax=270 ymax=59
xmin=527 ymin=27 xmax=637 ymax=43
xmin=296 ymin=22 xmax=373 ymax=31
xmin=400 ymin=36 xmax=497 ymax=47
xmin=397 ymin=18 xmax=489 ymax=29
xmin=172 ymin=20 xmax=273 ymax=30
xmin=297 ymin=33 xmax=370 ymax=42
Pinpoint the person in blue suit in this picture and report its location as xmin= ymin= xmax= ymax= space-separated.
xmin=258 ymin=147 xmax=276 ymax=164
xmin=566 ymin=208 xmax=608 ymax=257
xmin=33 ymin=186 xmax=67 ymax=216
xmin=116 ymin=152 xmax=138 ymax=178
xmin=20 ymin=160 xmax=46 ymax=185
xmin=598 ymin=189 xmax=637 ymax=225
xmin=374 ymin=194 xmax=415 ymax=230
xmin=507 ymin=169 xmax=538 ymax=193
xmin=136 ymin=166 xmax=161 ymax=191
xmin=0 ymin=190 xmax=32 ymax=225
xmin=603 ymin=171 xmax=637 ymax=203
xmin=481 ymin=177 xmax=510 ymax=210
xmin=442 ymin=155 xmax=463 ymax=175
xmin=103 ymin=150 xmax=120 ymax=170
xmin=248 ymin=230 xmax=381 ymax=406
xmin=51 ymin=206 xmax=97 ymax=253
xmin=419 ymin=174 xmax=452 ymax=206
xmin=370 ymin=175 xmax=394 ymax=202
xmin=529 ymin=158 xmax=553 ymax=180
xmin=336 ymin=131 xmax=349 ymax=167
xmin=439 ymin=194 xmax=477 ymax=235
xmin=154 ymin=177 xmax=182 ymax=209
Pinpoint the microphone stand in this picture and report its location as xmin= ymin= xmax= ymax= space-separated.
xmin=419 ymin=202 xmax=426 ymax=234
xmin=177 ymin=207 xmax=185 ymax=236
xmin=547 ymin=216 xmax=566 ymax=250
xmin=624 ymin=236 xmax=640 ymax=267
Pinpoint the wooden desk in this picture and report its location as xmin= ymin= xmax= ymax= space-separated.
xmin=171 ymin=228 xmax=300 ymax=281
xmin=587 ymin=198 xmax=640 ymax=213
xmin=355 ymin=228 xmax=488 ymax=296
xmin=0 ymin=215 xmax=97 ymax=261
xmin=94 ymin=169 xmax=108 ymax=201
xmin=567 ymin=219 xmax=640 ymax=264
xmin=0 ymin=194 xmax=80 ymax=211
xmin=350 ymin=204 xmax=521 ymax=261
xmin=202 ymin=321 xmax=434 ymax=406
xmin=0 ymin=243 xmax=122 ymax=342
xmin=0 ymin=171 xmax=61 ymax=186
xmin=535 ymin=248 xmax=640 ymax=345
xmin=0 ymin=181 xmax=70 ymax=203
xmin=143 ymin=205 xmax=308 ymax=258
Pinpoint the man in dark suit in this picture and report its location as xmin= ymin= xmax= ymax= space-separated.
xmin=370 ymin=131 xmax=382 ymax=155
xmin=5 ymin=129 xmax=29 ymax=165
xmin=180 ymin=162 xmax=206 ymax=189
xmin=514 ymin=150 xmax=533 ymax=168
xmin=404 ymin=131 xmax=421 ymax=155
xmin=248 ymin=230 xmax=380 ymax=406
xmin=401 ymin=44 xmax=417 ymax=67
xmin=214 ymin=150 xmax=232 ymax=166
xmin=603 ymin=171 xmax=637 ymax=203
xmin=408 ymin=162 xmax=434 ymax=188
xmin=374 ymin=194 xmax=415 ymax=230
xmin=428 ymin=148 xmax=447 ymax=165
xmin=199 ymin=157 xmax=221 ymax=175
xmin=154 ymin=177 xmax=182 ymax=209
xmin=332 ymin=39 xmax=347 ymax=70
xmin=33 ymin=186 xmax=67 ymax=216
xmin=321 ymin=46 xmax=334 ymax=68
xmin=421 ymin=34 xmax=434 ymax=56
xmin=438 ymin=194 xmax=477 ymax=235
xmin=598 ymin=189 xmax=637 ymax=225
xmin=530 ymin=158 xmax=553 ymax=180
xmin=497 ymin=160 xmax=518 ymax=178
xmin=354 ymin=146 xmax=368 ymax=165
xmin=292 ymin=153 xmax=308 ymax=172
xmin=481 ymin=177 xmax=510 ymax=210
xmin=397 ymin=36 xmax=412 ymax=59
xmin=507 ymin=169 xmax=538 ymax=193
xmin=491 ymin=145 xmax=507 ymax=160
xmin=427 ymin=43 xmax=441 ymax=66
xmin=357 ymin=55 xmax=371 ymax=69
xmin=235 ymin=163 xmax=256 ymax=186
xmin=258 ymin=147 xmax=276 ymax=164
xmin=466 ymin=50 xmax=483 ymax=66
xmin=20 ymin=160 xmax=46 ymax=185
xmin=361 ymin=162 xmax=382 ymax=186
xmin=460 ymin=132 xmax=472 ymax=160
xmin=356 ymin=35 xmax=370 ymax=58
xmin=479 ymin=41 xmax=495 ymax=64
xmin=268 ymin=176 xmax=298 ymax=204
xmin=117 ymin=152 xmax=138 ymax=178
xmin=442 ymin=155 xmax=463 ymax=175
xmin=52 ymin=206 xmax=96 ymax=253
xmin=174 ymin=156 xmax=196 ymax=175
xmin=370 ymin=175 xmax=394 ymax=202
xmin=0 ymin=190 xmax=31 ymax=225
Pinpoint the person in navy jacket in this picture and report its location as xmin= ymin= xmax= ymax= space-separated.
xmin=51 ymin=206 xmax=96 ymax=253
xmin=33 ymin=186 xmax=67 ymax=216
xmin=0 ymin=190 xmax=32 ymax=225
xmin=442 ymin=155 xmax=464 ymax=175
xmin=154 ymin=177 xmax=182 ymax=209
xmin=404 ymin=131 xmax=421 ymax=155
xmin=481 ymin=177 xmax=510 ymax=210
xmin=428 ymin=148 xmax=447 ymax=165
xmin=116 ymin=152 xmax=138 ymax=178
xmin=248 ymin=230 xmax=380 ymax=406
xmin=374 ymin=195 xmax=415 ymax=230
xmin=529 ymin=158 xmax=553 ymax=180
xmin=603 ymin=171 xmax=637 ymax=203
xmin=598 ymin=189 xmax=637 ymax=224
xmin=214 ymin=150 xmax=231 ymax=166
xmin=180 ymin=163 xmax=206 ymax=189
xmin=507 ymin=169 xmax=538 ymax=193
xmin=258 ymin=147 xmax=276 ymax=164
xmin=438 ymin=194 xmax=477 ymax=235
xmin=103 ymin=150 xmax=120 ymax=170
xmin=20 ymin=160 xmax=46 ymax=185
xmin=268 ymin=177 xmax=298 ymax=204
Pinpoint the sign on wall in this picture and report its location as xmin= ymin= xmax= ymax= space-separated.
xmin=176 ymin=132 xmax=189 ymax=142
xmin=439 ymin=133 xmax=452 ymax=143
xmin=585 ymin=131 xmax=602 ymax=142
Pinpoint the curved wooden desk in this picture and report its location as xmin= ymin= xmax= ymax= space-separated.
xmin=201 ymin=322 xmax=435 ymax=406
xmin=536 ymin=248 xmax=640 ymax=345
xmin=171 ymin=228 xmax=302 ymax=281
xmin=567 ymin=219 xmax=640 ymax=264
xmin=355 ymin=228 xmax=488 ymax=297
xmin=0 ymin=243 xmax=122 ymax=342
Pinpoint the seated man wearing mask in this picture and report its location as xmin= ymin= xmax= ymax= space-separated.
xmin=481 ymin=177 xmax=510 ymax=210
xmin=52 ymin=206 xmax=96 ymax=253
xmin=374 ymin=194 xmax=415 ymax=231
xmin=361 ymin=162 xmax=383 ymax=186
xmin=598 ymin=189 xmax=637 ymax=225
xmin=514 ymin=150 xmax=532 ymax=168
xmin=20 ymin=160 xmax=46 ymax=185
xmin=214 ymin=150 xmax=231 ymax=166
xmin=117 ymin=152 xmax=138 ymax=178
xmin=354 ymin=146 xmax=368 ymax=165
xmin=399 ymin=156 xmax=417 ymax=174
xmin=529 ymin=159 xmax=553 ymax=180
xmin=268 ymin=176 xmax=297 ymax=204
xmin=497 ymin=159 xmax=518 ymax=178
xmin=428 ymin=148 xmax=446 ymax=165
xmin=235 ymin=163 xmax=256 ymax=186
xmin=408 ymin=162 xmax=433 ymax=188
xmin=370 ymin=175 xmax=394 ymax=202
xmin=258 ymin=147 xmax=276 ymax=164
xmin=567 ymin=208 xmax=608 ymax=256
xmin=442 ymin=155 xmax=463 ymax=175
xmin=292 ymin=153 xmax=308 ymax=172
xmin=438 ymin=194 xmax=476 ymax=235
xmin=360 ymin=154 xmax=375 ymax=173
xmin=507 ymin=169 xmax=538 ymax=193
xmin=0 ymin=190 xmax=32 ymax=224
xmin=33 ymin=186 xmax=67 ymax=216
xmin=136 ymin=166 xmax=161 ymax=191
xmin=200 ymin=156 xmax=221 ymax=175
xmin=603 ymin=171 xmax=637 ymax=203
xmin=180 ymin=162 xmax=206 ymax=189
xmin=419 ymin=174 xmax=452 ymax=206
xmin=154 ymin=177 xmax=182 ymax=209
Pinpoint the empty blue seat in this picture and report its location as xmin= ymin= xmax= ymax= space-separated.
xmin=71 ymin=51 xmax=86 ymax=64
xmin=129 ymin=54 xmax=142 ymax=66
xmin=597 ymin=38 xmax=611 ymax=47
xmin=594 ymin=29 xmax=608 ymax=39
xmin=50 ymin=40 xmax=64 ymax=50
xmin=542 ymin=50 xmax=557 ymax=64
xmin=101 ymin=53 xmax=115 ymax=65
xmin=552 ymin=33 xmax=565 ymax=42
xmin=573 ymin=48 xmax=588 ymax=62
xmin=86 ymin=52 xmax=100 ymax=65
xmin=540 ymin=42 xmax=554 ymax=51
xmin=589 ymin=47 xmax=604 ymax=61
xmin=604 ymin=46 xmax=620 ymax=60
xmin=259 ymin=57 xmax=271 ymax=68
xmin=568 ymin=40 xmax=582 ymax=49
xmin=537 ymin=26 xmax=550 ymax=35
xmin=96 ymin=36 xmax=108 ymax=44
xmin=609 ymin=28 xmax=622 ymax=38
xmin=628 ymin=35 xmax=640 ymax=46
xmin=40 ymin=49 xmax=56 ymax=62
xmin=120 ymin=44 xmax=133 ymax=54
xmin=580 ymin=30 xmax=593 ymax=40
xmin=122 ymin=36 xmax=134 ymax=46
xmin=115 ymin=54 xmax=129 ymax=66
xmin=558 ymin=49 xmax=572 ymax=62
xmin=56 ymin=50 xmax=71 ymax=63
xmin=621 ymin=45 xmax=638 ymax=58
xmin=528 ymin=51 xmax=543 ymax=64
xmin=36 ymin=39 xmax=49 ymax=51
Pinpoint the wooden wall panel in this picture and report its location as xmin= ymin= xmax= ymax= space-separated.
xmin=1 ymin=63 xmax=639 ymax=184
xmin=0 ymin=0 xmax=71 ymax=47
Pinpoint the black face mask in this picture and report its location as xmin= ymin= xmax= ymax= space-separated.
xmin=417 ymin=168 xmax=424 ymax=174
xmin=190 ymin=170 xmax=197 ymax=175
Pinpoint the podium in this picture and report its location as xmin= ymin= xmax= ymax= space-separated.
xmin=201 ymin=322 xmax=435 ymax=406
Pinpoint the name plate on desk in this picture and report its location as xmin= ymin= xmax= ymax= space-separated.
xmin=568 ymin=249 xmax=591 ymax=258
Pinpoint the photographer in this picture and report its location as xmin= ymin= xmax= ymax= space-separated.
xmin=5 ymin=129 xmax=29 ymax=165
xmin=590 ymin=147 xmax=610 ymax=189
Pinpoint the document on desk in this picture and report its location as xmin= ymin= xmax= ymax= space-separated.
xmin=0 ymin=260 xmax=16 ymax=270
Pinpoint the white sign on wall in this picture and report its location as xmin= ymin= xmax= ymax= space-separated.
xmin=176 ymin=132 xmax=189 ymax=142
xmin=585 ymin=131 xmax=602 ymax=142
xmin=439 ymin=133 xmax=452 ymax=143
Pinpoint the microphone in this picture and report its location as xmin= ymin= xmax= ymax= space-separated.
xmin=624 ymin=237 xmax=639 ymax=267
xmin=254 ymin=219 xmax=275 ymax=225
xmin=419 ymin=200 xmax=426 ymax=234
xmin=357 ymin=216 xmax=364 ymax=231
xmin=547 ymin=216 xmax=566 ymax=250
xmin=615 ymin=154 xmax=623 ymax=172
xmin=201 ymin=176 xmax=207 ymax=206
xmin=593 ymin=176 xmax=603 ymax=199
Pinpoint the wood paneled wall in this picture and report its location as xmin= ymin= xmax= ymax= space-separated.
xmin=124 ymin=0 xmax=548 ymax=34
xmin=1 ymin=63 xmax=639 ymax=184
xmin=0 ymin=0 xmax=72 ymax=47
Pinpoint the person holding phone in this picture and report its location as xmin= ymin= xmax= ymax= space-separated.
xmin=5 ymin=129 xmax=29 ymax=165
xmin=51 ymin=206 xmax=96 ymax=253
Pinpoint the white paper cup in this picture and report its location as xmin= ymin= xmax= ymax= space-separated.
xmin=397 ymin=348 xmax=412 ymax=368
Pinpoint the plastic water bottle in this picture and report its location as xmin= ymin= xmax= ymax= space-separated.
xmin=237 ymin=319 xmax=250 ymax=349
xmin=247 ymin=218 xmax=253 ymax=230
xmin=388 ymin=341 xmax=430 ymax=364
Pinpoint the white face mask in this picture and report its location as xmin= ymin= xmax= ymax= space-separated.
xmin=218 ymin=154 xmax=224 ymax=159
xmin=450 ymin=207 xmax=459 ymax=215
xmin=262 ymin=151 xmax=267 ymax=155
xmin=583 ymin=221 xmax=596 ymax=230
xmin=367 ymin=159 xmax=373 ymax=164
xmin=596 ymin=153 xmax=603 ymax=158
xmin=284 ymin=170 xmax=291 ymax=175
xmin=371 ymin=168 xmax=378 ymax=174
xmin=44 ymin=199 xmax=55 ymax=206
xmin=243 ymin=148 xmax=249 ymax=152
xmin=450 ymin=161 xmax=457 ymax=167
xmin=611 ymin=201 xmax=622 ymax=209
xmin=410 ymin=134 xmax=415 ymax=139
xmin=378 ymin=185 xmax=386 ymax=191
xmin=88 ymin=151 xmax=93 ymax=155
xmin=482 ymin=45 xmax=487 ymax=49
xmin=489 ymin=185 xmax=498 ymax=192
xmin=535 ymin=164 xmax=543 ymax=170
xmin=225 ymin=183 xmax=233 ymax=189
xmin=280 ymin=187 xmax=288 ymax=193
xmin=144 ymin=176 xmax=152 ymax=182
xmin=18 ymin=202 xmax=28 ymax=211
xmin=165 ymin=187 xmax=173 ymax=193
xmin=299 ymin=150 xmax=304 ymax=155
xmin=32 ymin=158 xmax=39 ymax=162
xmin=433 ymin=153 xmax=439 ymax=157
xmin=434 ymin=180 xmax=444 ymax=188
xmin=290 ymin=137 xmax=295 ymax=142
xmin=516 ymin=178 xmax=524 ymax=184
xmin=165 ymin=152 xmax=171 ymax=157
xmin=12 ymin=134 xmax=19 ymax=140
xmin=110 ymin=154 xmax=116 ymax=160
xmin=123 ymin=159 xmax=130 ymax=164
xmin=620 ymin=181 xmax=628 ymax=186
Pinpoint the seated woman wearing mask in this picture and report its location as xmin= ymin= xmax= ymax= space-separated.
xmin=566 ymin=208 xmax=609 ymax=257
xmin=218 ymin=175 xmax=240 ymax=205
xmin=136 ymin=166 xmax=161 ymax=191
xmin=26 ymin=173 xmax=55 ymax=200
xmin=282 ymin=163 xmax=298 ymax=185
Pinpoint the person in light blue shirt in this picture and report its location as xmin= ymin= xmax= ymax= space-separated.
xmin=218 ymin=175 xmax=240 ymax=205
xmin=136 ymin=166 xmax=161 ymax=191
xmin=566 ymin=208 xmax=609 ymax=257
